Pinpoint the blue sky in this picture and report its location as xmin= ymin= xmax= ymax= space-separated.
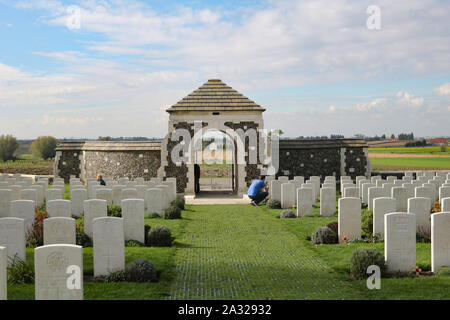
xmin=0 ymin=0 xmax=449 ymax=139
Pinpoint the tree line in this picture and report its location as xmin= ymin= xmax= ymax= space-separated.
xmin=0 ymin=135 xmax=58 ymax=161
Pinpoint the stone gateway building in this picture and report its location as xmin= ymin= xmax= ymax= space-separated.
xmin=55 ymin=79 xmax=370 ymax=195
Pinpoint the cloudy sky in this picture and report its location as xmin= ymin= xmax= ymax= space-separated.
xmin=0 ymin=0 xmax=449 ymax=139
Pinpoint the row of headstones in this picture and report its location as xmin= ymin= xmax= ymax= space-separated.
xmin=335 ymin=197 xmax=450 ymax=273
xmin=0 ymin=175 xmax=65 ymax=217
xmin=0 ymin=211 xmax=145 ymax=300
xmin=69 ymin=177 xmax=177 ymax=216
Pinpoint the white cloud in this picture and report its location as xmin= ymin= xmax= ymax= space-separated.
xmin=434 ymin=83 xmax=450 ymax=96
xmin=1 ymin=0 xmax=450 ymax=138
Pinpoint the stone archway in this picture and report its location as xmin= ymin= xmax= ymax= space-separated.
xmin=157 ymin=79 xmax=266 ymax=196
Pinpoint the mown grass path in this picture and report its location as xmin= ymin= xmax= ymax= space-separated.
xmin=167 ymin=204 xmax=363 ymax=300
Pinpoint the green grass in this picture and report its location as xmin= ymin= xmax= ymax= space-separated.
xmin=369 ymin=146 xmax=450 ymax=155
xmin=7 ymin=192 xmax=450 ymax=300
xmin=370 ymin=157 xmax=450 ymax=169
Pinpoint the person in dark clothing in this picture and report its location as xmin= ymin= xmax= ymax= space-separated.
xmin=248 ymin=175 xmax=269 ymax=206
xmin=194 ymin=164 xmax=200 ymax=194
xmin=97 ymin=174 xmax=106 ymax=186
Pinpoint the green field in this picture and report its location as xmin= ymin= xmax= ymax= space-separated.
xmin=7 ymin=189 xmax=450 ymax=300
xmin=370 ymin=157 xmax=450 ymax=170
xmin=369 ymin=146 xmax=449 ymax=155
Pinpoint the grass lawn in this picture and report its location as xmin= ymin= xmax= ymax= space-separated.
xmin=369 ymin=146 xmax=449 ymax=155
xmin=6 ymin=186 xmax=450 ymax=300
xmin=370 ymin=157 xmax=450 ymax=170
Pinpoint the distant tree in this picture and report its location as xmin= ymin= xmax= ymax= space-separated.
xmin=381 ymin=134 xmax=386 ymax=139
xmin=354 ymin=134 xmax=365 ymax=139
xmin=330 ymin=134 xmax=344 ymax=139
xmin=391 ymin=134 xmax=395 ymax=139
xmin=98 ymin=136 xmax=112 ymax=141
xmin=31 ymin=136 xmax=58 ymax=160
xmin=0 ymin=135 xmax=19 ymax=161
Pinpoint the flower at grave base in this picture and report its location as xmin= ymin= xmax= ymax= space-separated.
xmin=415 ymin=266 xmax=422 ymax=276
xmin=343 ymin=236 xmax=348 ymax=243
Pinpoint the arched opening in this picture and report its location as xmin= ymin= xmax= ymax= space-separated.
xmin=193 ymin=129 xmax=236 ymax=195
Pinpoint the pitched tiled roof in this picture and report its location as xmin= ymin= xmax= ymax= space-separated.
xmin=166 ymin=79 xmax=265 ymax=113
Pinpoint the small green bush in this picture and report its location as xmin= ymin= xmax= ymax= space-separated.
xmin=171 ymin=196 xmax=185 ymax=210
xmin=127 ymin=259 xmax=158 ymax=282
xmin=267 ymin=198 xmax=281 ymax=209
xmin=280 ymin=210 xmax=296 ymax=219
xmin=76 ymin=232 xmax=92 ymax=247
xmin=147 ymin=225 xmax=173 ymax=247
xmin=144 ymin=224 xmax=151 ymax=246
xmin=125 ymin=240 xmax=145 ymax=247
xmin=311 ymin=227 xmax=337 ymax=244
xmin=164 ymin=206 xmax=182 ymax=219
xmin=107 ymin=205 xmax=122 ymax=217
xmin=146 ymin=213 xmax=161 ymax=219
xmin=104 ymin=270 xmax=128 ymax=282
xmin=361 ymin=209 xmax=373 ymax=238
xmin=327 ymin=221 xmax=338 ymax=235
xmin=7 ymin=257 xmax=34 ymax=284
xmin=350 ymin=247 xmax=385 ymax=280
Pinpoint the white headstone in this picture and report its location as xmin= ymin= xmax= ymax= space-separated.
xmin=408 ymin=197 xmax=431 ymax=233
xmin=122 ymin=188 xmax=138 ymax=200
xmin=338 ymin=197 xmax=361 ymax=243
xmin=146 ymin=188 xmax=164 ymax=217
xmin=439 ymin=187 xmax=450 ymax=205
xmin=0 ymin=190 xmax=12 ymax=218
xmin=297 ymin=188 xmax=313 ymax=217
xmin=373 ymin=197 xmax=396 ymax=238
xmin=0 ymin=218 xmax=26 ymax=262
xmin=0 ymin=246 xmax=6 ymax=300
xmin=96 ymin=188 xmax=113 ymax=206
xmin=270 ymin=180 xmax=282 ymax=201
xmin=391 ymin=187 xmax=408 ymax=212
xmin=83 ymin=199 xmax=107 ymax=238
xmin=10 ymin=200 xmax=35 ymax=233
xmin=415 ymin=186 xmax=434 ymax=209
xmin=343 ymin=187 xmax=359 ymax=198
xmin=93 ymin=217 xmax=125 ymax=277
xmin=361 ymin=182 xmax=374 ymax=204
xmin=20 ymin=189 xmax=37 ymax=203
xmin=71 ymin=188 xmax=87 ymax=218
xmin=368 ymin=187 xmax=388 ymax=210
xmin=46 ymin=189 xmax=62 ymax=201
xmin=121 ymin=199 xmax=145 ymax=243
xmin=44 ymin=217 xmax=76 ymax=245
xmin=135 ymin=185 xmax=148 ymax=202
xmin=442 ymin=197 xmax=450 ymax=212
xmin=431 ymin=212 xmax=450 ymax=272
xmin=281 ymin=183 xmax=296 ymax=209
xmin=320 ymin=187 xmax=336 ymax=217
xmin=47 ymin=200 xmax=72 ymax=218
xmin=34 ymin=244 xmax=83 ymax=300
xmin=384 ymin=213 xmax=416 ymax=273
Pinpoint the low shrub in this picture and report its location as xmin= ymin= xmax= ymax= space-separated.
xmin=104 ymin=270 xmax=128 ymax=283
xmin=147 ymin=225 xmax=173 ymax=247
xmin=267 ymin=199 xmax=281 ymax=209
xmin=171 ymin=196 xmax=185 ymax=210
xmin=280 ymin=210 xmax=296 ymax=219
xmin=311 ymin=227 xmax=337 ymax=244
xmin=107 ymin=205 xmax=122 ymax=217
xmin=125 ymin=240 xmax=145 ymax=247
xmin=144 ymin=224 xmax=151 ymax=246
xmin=350 ymin=247 xmax=385 ymax=280
xmin=361 ymin=209 xmax=373 ymax=238
xmin=146 ymin=213 xmax=161 ymax=219
xmin=7 ymin=257 xmax=34 ymax=284
xmin=26 ymin=207 xmax=48 ymax=248
xmin=127 ymin=259 xmax=158 ymax=282
xmin=76 ymin=232 xmax=92 ymax=247
xmin=164 ymin=206 xmax=182 ymax=219
xmin=327 ymin=221 xmax=338 ymax=235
